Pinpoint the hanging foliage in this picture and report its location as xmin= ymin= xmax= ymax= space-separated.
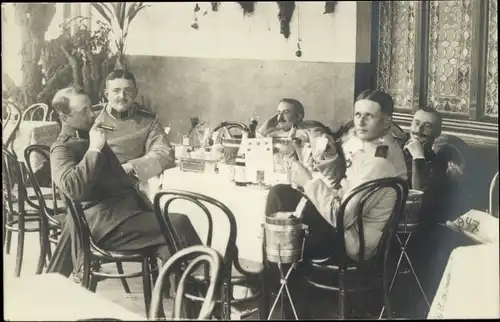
xmin=277 ymin=1 xmax=295 ymax=39
xmin=211 ymin=2 xmax=220 ymax=12
xmin=36 ymin=18 xmax=113 ymax=105
xmin=91 ymin=2 xmax=149 ymax=70
xmin=191 ymin=3 xmax=200 ymax=29
xmin=238 ymin=2 xmax=255 ymax=16
xmin=323 ymin=1 xmax=338 ymax=14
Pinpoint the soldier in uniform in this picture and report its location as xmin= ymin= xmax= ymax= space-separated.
xmin=264 ymin=89 xmax=407 ymax=318
xmin=93 ymin=69 xmax=175 ymax=198
xmin=257 ymin=98 xmax=346 ymax=188
xmin=46 ymin=87 xmax=202 ymax=278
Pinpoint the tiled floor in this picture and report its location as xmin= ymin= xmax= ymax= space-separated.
xmin=3 ymin=232 xmax=430 ymax=320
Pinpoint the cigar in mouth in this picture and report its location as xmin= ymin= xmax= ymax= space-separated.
xmin=97 ymin=124 xmax=116 ymax=131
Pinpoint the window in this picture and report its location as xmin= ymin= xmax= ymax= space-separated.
xmin=375 ymin=0 xmax=498 ymax=147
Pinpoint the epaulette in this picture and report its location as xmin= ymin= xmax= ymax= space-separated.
xmin=375 ymin=145 xmax=389 ymax=159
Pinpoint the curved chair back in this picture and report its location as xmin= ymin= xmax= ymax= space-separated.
xmin=22 ymin=103 xmax=49 ymax=121
xmin=490 ymin=172 xmax=499 ymax=217
xmin=62 ymin=195 xmax=107 ymax=258
xmin=153 ymin=190 xmax=237 ymax=267
xmin=2 ymin=147 xmax=28 ymax=215
xmin=432 ymin=134 xmax=469 ymax=180
xmin=149 ymin=245 xmax=222 ymax=320
xmin=335 ymin=177 xmax=408 ymax=268
xmin=2 ymin=99 xmax=22 ymax=151
xmin=24 ymin=145 xmax=64 ymax=225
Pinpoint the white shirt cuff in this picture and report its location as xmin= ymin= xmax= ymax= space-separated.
xmin=88 ymin=147 xmax=103 ymax=154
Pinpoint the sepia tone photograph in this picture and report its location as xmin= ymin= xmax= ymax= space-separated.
xmin=2 ymin=1 xmax=498 ymax=320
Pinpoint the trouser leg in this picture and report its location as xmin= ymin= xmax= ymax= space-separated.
xmin=46 ymin=218 xmax=74 ymax=277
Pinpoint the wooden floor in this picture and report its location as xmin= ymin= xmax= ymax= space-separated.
xmin=3 ymin=232 xmax=430 ymax=320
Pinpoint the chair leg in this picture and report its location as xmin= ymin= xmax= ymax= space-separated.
xmin=382 ymin=265 xmax=392 ymax=320
xmin=338 ymin=270 xmax=346 ymax=319
xmin=5 ymin=212 xmax=13 ymax=254
xmin=88 ymin=273 xmax=99 ymax=293
xmin=36 ymin=218 xmax=49 ymax=275
xmin=15 ymin=217 xmax=26 ymax=277
xmin=115 ymin=261 xmax=131 ymax=293
xmin=258 ymin=272 xmax=270 ymax=319
xmin=150 ymin=257 xmax=166 ymax=319
xmin=142 ymin=257 xmax=153 ymax=317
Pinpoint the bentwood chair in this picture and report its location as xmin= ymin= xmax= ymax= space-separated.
xmin=23 ymin=145 xmax=67 ymax=274
xmin=153 ymin=190 xmax=269 ymax=320
xmin=21 ymin=103 xmax=49 ymax=121
xmin=302 ymin=177 xmax=408 ymax=320
xmin=28 ymin=144 xmax=136 ymax=293
xmin=149 ymin=245 xmax=223 ymax=320
xmin=62 ymin=195 xmax=160 ymax=317
xmin=2 ymin=99 xmax=22 ymax=152
xmin=3 ymin=147 xmax=45 ymax=276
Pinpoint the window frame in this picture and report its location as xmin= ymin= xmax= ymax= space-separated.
xmin=372 ymin=0 xmax=498 ymax=148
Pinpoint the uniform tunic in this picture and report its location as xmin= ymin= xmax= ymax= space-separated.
xmin=94 ymin=103 xmax=175 ymax=182
xmin=46 ymin=126 xmax=201 ymax=276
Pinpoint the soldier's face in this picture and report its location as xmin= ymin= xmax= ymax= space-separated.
xmin=65 ymin=94 xmax=95 ymax=130
xmin=276 ymin=102 xmax=301 ymax=131
xmin=105 ymin=78 xmax=137 ymax=112
xmin=353 ymin=99 xmax=390 ymax=141
xmin=410 ymin=110 xmax=440 ymax=147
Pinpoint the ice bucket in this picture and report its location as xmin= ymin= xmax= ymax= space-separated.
xmin=264 ymin=212 xmax=307 ymax=264
xmin=398 ymin=189 xmax=424 ymax=229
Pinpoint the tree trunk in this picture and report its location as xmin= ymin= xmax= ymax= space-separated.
xmin=13 ymin=3 xmax=56 ymax=109
xmin=19 ymin=26 xmax=44 ymax=108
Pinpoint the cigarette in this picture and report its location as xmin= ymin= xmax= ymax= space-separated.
xmin=97 ymin=124 xmax=116 ymax=131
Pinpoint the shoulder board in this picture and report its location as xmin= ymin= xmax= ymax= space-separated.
xmin=56 ymin=134 xmax=72 ymax=143
xmin=375 ymin=145 xmax=389 ymax=159
xmin=135 ymin=105 xmax=155 ymax=118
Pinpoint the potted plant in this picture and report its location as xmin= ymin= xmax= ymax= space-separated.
xmin=91 ymin=3 xmax=150 ymax=70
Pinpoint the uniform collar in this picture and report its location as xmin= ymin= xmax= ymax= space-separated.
xmin=343 ymin=131 xmax=393 ymax=155
xmin=106 ymin=104 xmax=135 ymax=120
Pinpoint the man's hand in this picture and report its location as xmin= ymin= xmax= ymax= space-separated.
xmin=89 ymin=122 xmax=107 ymax=151
xmin=257 ymin=113 xmax=279 ymax=136
xmin=122 ymin=162 xmax=135 ymax=175
xmin=289 ymin=159 xmax=313 ymax=188
xmin=404 ymin=139 xmax=425 ymax=159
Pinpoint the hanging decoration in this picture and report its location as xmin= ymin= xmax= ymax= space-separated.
xmin=191 ymin=3 xmax=200 ymax=29
xmin=238 ymin=2 xmax=256 ymax=16
xmin=323 ymin=1 xmax=338 ymax=14
xmin=295 ymin=3 xmax=302 ymax=57
xmin=211 ymin=2 xmax=220 ymax=12
xmin=277 ymin=1 xmax=295 ymax=39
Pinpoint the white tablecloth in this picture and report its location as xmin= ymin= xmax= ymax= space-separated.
xmin=3 ymin=120 xmax=60 ymax=169
xmin=427 ymin=242 xmax=500 ymax=319
xmin=159 ymin=167 xmax=268 ymax=263
xmin=4 ymin=273 xmax=144 ymax=321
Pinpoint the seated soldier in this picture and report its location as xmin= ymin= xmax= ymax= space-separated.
xmin=257 ymin=98 xmax=346 ymax=187
xmin=403 ymin=106 xmax=473 ymax=309
xmin=265 ymin=89 xmax=407 ymax=318
xmin=93 ymin=70 xmax=175 ymax=199
xmin=46 ymin=87 xmax=202 ymax=279
xmin=403 ymin=106 xmax=471 ymax=222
